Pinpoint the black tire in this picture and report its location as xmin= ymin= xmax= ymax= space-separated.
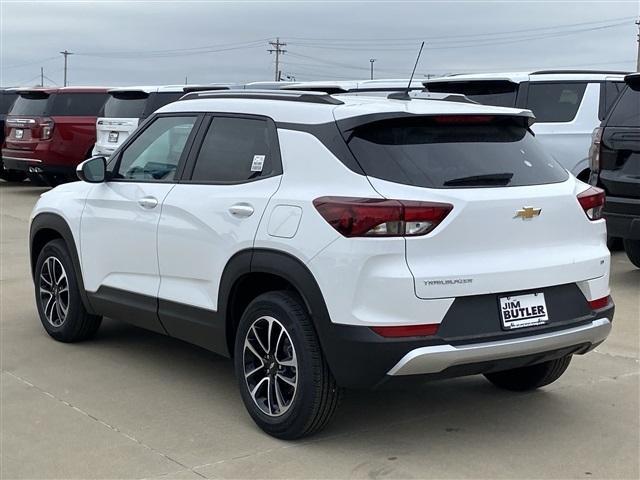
xmin=234 ymin=291 xmax=341 ymax=439
xmin=607 ymin=236 xmax=623 ymax=252
xmin=27 ymin=172 xmax=48 ymax=186
xmin=34 ymin=239 xmax=102 ymax=342
xmin=623 ymin=239 xmax=640 ymax=268
xmin=484 ymin=356 xmax=572 ymax=392
xmin=0 ymin=169 xmax=27 ymax=183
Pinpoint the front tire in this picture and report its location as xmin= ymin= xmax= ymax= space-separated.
xmin=484 ymin=356 xmax=572 ymax=391
xmin=234 ymin=291 xmax=341 ymax=439
xmin=623 ymin=239 xmax=640 ymax=268
xmin=35 ymin=239 xmax=102 ymax=342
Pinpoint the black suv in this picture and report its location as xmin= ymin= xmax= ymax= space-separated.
xmin=590 ymin=73 xmax=640 ymax=267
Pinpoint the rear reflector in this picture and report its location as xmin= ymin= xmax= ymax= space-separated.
xmin=577 ymin=186 xmax=605 ymax=221
xmin=313 ymin=197 xmax=452 ymax=237
xmin=588 ymin=296 xmax=611 ymax=310
xmin=371 ymin=323 xmax=440 ymax=338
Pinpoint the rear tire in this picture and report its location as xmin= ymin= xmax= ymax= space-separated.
xmin=35 ymin=239 xmax=102 ymax=342
xmin=484 ymin=356 xmax=572 ymax=391
xmin=0 ymin=169 xmax=27 ymax=182
xmin=234 ymin=291 xmax=341 ymax=439
xmin=607 ymin=236 xmax=623 ymax=252
xmin=623 ymin=239 xmax=640 ymax=268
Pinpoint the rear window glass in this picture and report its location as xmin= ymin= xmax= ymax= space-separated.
xmin=599 ymin=81 xmax=626 ymax=120
xmin=103 ymin=92 xmax=148 ymax=118
xmin=526 ymin=82 xmax=587 ymax=123
xmin=9 ymin=94 xmax=49 ymax=116
xmin=425 ymin=81 xmax=518 ymax=107
xmin=0 ymin=92 xmax=18 ymax=114
xmin=144 ymin=92 xmax=184 ymax=116
xmin=345 ymin=116 xmax=568 ymax=189
xmin=49 ymin=92 xmax=109 ymax=116
xmin=607 ymin=85 xmax=640 ymax=127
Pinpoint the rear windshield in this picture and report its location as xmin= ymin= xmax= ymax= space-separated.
xmin=425 ymin=81 xmax=518 ymax=107
xmin=607 ymin=84 xmax=640 ymax=127
xmin=9 ymin=94 xmax=49 ymax=116
xmin=0 ymin=92 xmax=18 ymax=114
xmin=49 ymin=92 xmax=109 ymax=116
xmin=103 ymin=92 xmax=149 ymax=118
xmin=345 ymin=116 xmax=568 ymax=189
xmin=144 ymin=92 xmax=184 ymax=116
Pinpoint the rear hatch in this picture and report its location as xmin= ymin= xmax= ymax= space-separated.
xmin=340 ymin=114 xmax=608 ymax=299
xmin=4 ymin=91 xmax=51 ymax=151
xmin=599 ymin=77 xmax=640 ymax=199
xmin=95 ymin=90 xmax=149 ymax=155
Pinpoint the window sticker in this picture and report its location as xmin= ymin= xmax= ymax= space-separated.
xmin=251 ymin=154 xmax=265 ymax=172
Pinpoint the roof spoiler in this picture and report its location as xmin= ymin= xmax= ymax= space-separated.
xmin=624 ymin=73 xmax=640 ymax=87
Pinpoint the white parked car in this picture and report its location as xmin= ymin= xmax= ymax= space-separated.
xmin=30 ymin=90 xmax=613 ymax=439
xmin=93 ymin=84 xmax=236 ymax=157
xmin=423 ymin=70 xmax=628 ymax=181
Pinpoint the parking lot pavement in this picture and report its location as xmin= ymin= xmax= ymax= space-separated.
xmin=1 ymin=181 xmax=638 ymax=480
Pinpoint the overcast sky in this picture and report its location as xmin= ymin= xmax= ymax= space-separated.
xmin=1 ymin=0 xmax=638 ymax=87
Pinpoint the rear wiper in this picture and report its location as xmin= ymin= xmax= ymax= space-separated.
xmin=443 ymin=172 xmax=513 ymax=187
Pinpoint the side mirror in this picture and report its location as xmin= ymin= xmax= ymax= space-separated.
xmin=77 ymin=156 xmax=107 ymax=183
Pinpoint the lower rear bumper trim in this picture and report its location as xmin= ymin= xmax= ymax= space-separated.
xmin=387 ymin=318 xmax=611 ymax=376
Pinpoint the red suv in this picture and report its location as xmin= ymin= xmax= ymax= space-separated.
xmin=2 ymin=87 xmax=109 ymax=185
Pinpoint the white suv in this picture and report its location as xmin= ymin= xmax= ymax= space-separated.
xmin=29 ymin=90 xmax=614 ymax=439
xmin=423 ymin=70 xmax=628 ymax=181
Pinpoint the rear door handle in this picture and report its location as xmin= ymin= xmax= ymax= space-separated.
xmin=228 ymin=203 xmax=254 ymax=218
xmin=138 ymin=196 xmax=158 ymax=209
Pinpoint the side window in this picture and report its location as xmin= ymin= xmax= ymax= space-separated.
xmin=526 ymin=82 xmax=587 ymax=123
xmin=190 ymin=116 xmax=277 ymax=183
xmin=113 ymin=116 xmax=197 ymax=181
xmin=599 ymin=81 xmax=626 ymax=120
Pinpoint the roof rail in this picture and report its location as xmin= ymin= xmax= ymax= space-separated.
xmin=179 ymin=89 xmax=344 ymax=105
xmin=531 ymin=69 xmax=630 ymax=76
xmin=402 ymin=91 xmax=479 ymax=104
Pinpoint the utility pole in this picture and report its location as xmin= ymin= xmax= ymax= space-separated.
xmin=59 ymin=50 xmax=73 ymax=86
xmin=268 ymin=38 xmax=287 ymax=82
xmin=40 ymin=67 xmax=44 ymax=87
xmin=185 ymin=76 xmax=188 ymax=85
xmin=369 ymin=59 xmax=376 ymax=80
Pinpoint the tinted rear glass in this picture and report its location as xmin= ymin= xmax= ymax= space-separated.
xmin=49 ymin=92 xmax=109 ymax=116
xmin=607 ymin=84 xmax=640 ymax=127
xmin=103 ymin=92 xmax=148 ymax=118
xmin=599 ymin=81 xmax=626 ymax=120
xmin=425 ymin=81 xmax=518 ymax=107
xmin=0 ymin=92 xmax=18 ymax=114
xmin=345 ymin=116 xmax=568 ymax=189
xmin=526 ymin=82 xmax=587 ymax=122
xmin=9 ymin=94 xmax=49 ymax=116
xmin=144 ymin=92 xmax=184 ymax=116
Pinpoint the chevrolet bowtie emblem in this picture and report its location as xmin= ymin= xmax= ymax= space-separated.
xmin=515 ymin=206 xmax=542 ymax=220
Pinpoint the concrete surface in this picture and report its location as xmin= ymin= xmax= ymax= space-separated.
xmin=1 ymin=182 xmax=638 ymax=479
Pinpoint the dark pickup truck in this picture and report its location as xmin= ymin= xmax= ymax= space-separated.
xmin=590 ymin=73 xmax=640 ymax=267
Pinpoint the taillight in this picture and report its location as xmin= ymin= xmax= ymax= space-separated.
xmin=588 ymin=296 xmax=611 ymax=310
xmin=577 ymin=187 xmax=605 ymax=221
xmin=40 ymin=117 xmax=54 ymax=140
xmin=313 ymin=197 xmax=453 ymax=237
xmin=588 ymin=127 xmax=602 ymax=174
xmin=371 ymin=323 xmax=439 ymax=338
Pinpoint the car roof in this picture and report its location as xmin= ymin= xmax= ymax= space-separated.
xmin=159 ymin=90 xmax=535 ymax=125
xmin=281 ymin=79 xmax=424 ymax=93
xmin=423 ymin=70 xmax=629 ymax=85
xmin=107 ymin=84 xmax=236 ymax=95
xmin=12 ymin=86 xmax=111 ymax=95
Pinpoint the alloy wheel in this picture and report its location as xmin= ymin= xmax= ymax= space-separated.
xmin=39 ymin=256 xmax=69 ymax=327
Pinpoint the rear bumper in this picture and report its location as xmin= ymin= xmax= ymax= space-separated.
xmin=604 ymin=196 xmax=640 ymax=240
xmin=388 ymin=318 xmax=611 ymax=376
xmin=321 ymin=300 xmax=614 ymax=389
xmin=2 ymin=155 xmax=75 ymax=177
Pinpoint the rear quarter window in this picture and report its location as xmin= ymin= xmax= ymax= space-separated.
xmin=50 ymin=92 xmax=109 ymax=116
xmin=344 ymin=116 xmax=568 ymax=189
xmin=607 ymin=85 xmax=640 ymax=127
xmin=526 ymin=82 xmax=587 ymax=123
xmin=599 ymin=81 xmax=626 ymax=120
xmin=0 ymin=92 xmax=18 ymax=114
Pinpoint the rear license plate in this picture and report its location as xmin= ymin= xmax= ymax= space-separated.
xmin=14 ymin=129 xmax=23 ymax=139
xmin=108 ymin=131 xmax=119 ymax=143
xmin=499 ymin=292 xmax=549 ymax=330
